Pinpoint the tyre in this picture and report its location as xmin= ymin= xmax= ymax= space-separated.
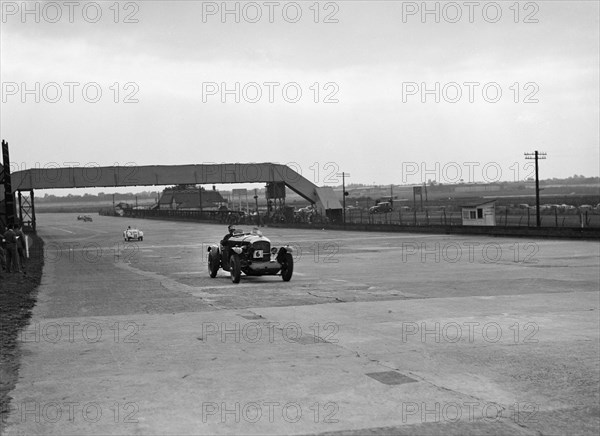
xmin=208 ymin=252 xmax=219 ymax=278
xmin=281 ymin=253 xmax=294 ymax=282
xmin=229 ymin=254 xmax=241 ymax=283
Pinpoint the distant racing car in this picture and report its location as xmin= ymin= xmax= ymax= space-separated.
xmin=207 ymin=228 xmax=293 ymax=283
xmin=123 ymin=227 xmax=143 ymax=241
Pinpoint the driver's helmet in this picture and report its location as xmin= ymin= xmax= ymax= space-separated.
xmin=227 ymin=224 xmax=235 ymax=233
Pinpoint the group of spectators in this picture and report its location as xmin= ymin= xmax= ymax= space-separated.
xmin=1 ymin=223 xmax=27 ymax=275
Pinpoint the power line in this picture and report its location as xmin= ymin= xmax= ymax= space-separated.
xmin=524 ymin=151 xmax=547 ymax=227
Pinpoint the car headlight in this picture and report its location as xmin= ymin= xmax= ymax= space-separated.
xmin=232 ymin=247 xmax=243 ymax=254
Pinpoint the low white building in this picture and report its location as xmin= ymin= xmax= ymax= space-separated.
xmin=461 ymin=200 xmax=496 ymax=226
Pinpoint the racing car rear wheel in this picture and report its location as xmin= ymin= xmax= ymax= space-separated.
xmin=281 ymin=253 xmax=294 ymax=282
xmin=208 ymin=252 xmax=219 ymax=278
xmin=229 ymin=254 xmax=241 ymax=283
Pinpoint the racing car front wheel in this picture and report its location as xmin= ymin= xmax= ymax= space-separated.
xmin=229 ymin=254 xmax=241 ymax=284
xmin=208 ymin=252 xmax=219 ymax=278
xmin=281 ymin=253 xmax=294 ymax=282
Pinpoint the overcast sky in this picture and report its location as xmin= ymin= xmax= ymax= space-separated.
xmin=1 ymin=0 xmax=598 ymax=194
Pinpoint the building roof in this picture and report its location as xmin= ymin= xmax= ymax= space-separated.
xmin=460 ymin=200 xmax=497 ymax=208
xmin=158 ymin=188 xmax=225 ymax=209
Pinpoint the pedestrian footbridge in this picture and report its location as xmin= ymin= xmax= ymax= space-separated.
xmin=11 ymin=163 xmax=343 ymax=227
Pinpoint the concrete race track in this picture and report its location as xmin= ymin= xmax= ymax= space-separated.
xmin=4 ymin=213 xmax=600 ymax=435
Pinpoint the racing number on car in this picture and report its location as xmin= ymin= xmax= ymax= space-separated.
xmin=254 ymin=250 xmax=263 ymax=259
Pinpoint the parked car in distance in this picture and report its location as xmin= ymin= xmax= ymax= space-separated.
xmin=369 ymin=202 xmax=393 ymax=214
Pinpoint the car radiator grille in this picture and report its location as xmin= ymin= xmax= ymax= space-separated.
xmin=251 ymin=241 xmax=271 ymax=261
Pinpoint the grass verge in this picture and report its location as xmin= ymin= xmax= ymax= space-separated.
xmin=0 ymin=234 xmax=44 ymax=429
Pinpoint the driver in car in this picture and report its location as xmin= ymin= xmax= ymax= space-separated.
xmin=221 ymin=224 xmax=236 ymax=259
xmin=221 ymin=224 xmax=235 ymax=245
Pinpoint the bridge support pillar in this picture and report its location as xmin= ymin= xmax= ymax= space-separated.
xmin=18 ymin=190 xmax=36 ymax=232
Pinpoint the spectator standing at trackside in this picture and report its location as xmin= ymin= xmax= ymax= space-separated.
xmin=15 ymin=223 xmax=26 ymax=268
xmin=3 ymin=225 xmax=21 ymax=273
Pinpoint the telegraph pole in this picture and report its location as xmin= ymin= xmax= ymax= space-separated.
xmin=342 ymin=172 xmax=346 ymax=225
xmin=337 ymin=172 xmax=350 ymax=225
xmin=524 ymin=151 xmax=547 ymax=227
xmin=198 ymin=185 xmax=203 ymax=216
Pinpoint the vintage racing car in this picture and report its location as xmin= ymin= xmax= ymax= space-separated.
xmin=77 ymin=215 xmax=93 ymax=222
xmin=123 ymin=227 xmax=144 ymax=241
xmin=207 ymin=228 xmax=293 ymax=283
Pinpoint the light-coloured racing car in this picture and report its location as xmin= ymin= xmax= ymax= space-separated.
xmin=123 ymin=227 xmax=144 ymax=241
